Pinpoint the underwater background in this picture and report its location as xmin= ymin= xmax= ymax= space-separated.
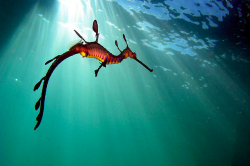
xmin=0 ymin=0 xmax=250 ymax=165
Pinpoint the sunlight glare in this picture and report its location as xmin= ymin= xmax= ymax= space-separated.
xmin=57 ymin=0 xmax=94 ymax=36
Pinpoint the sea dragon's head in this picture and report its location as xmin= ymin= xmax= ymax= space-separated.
xmin=122 ymin=47 xmax=136 ymax=59
xmin=117 ymin=34 xmax=153 ymax=72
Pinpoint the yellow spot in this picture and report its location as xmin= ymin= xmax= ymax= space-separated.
xmin=80 ymin=52 xmax=86 ymax=57
xmin=124 ymin=52 xmax=128 ymax=58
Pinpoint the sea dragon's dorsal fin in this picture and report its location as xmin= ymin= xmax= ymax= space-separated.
xmin=74 ymin=20 xmax=99 ymax=43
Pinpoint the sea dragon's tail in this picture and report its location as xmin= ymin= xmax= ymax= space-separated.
xmin=33 ymin=49 xmax=79 ymax=130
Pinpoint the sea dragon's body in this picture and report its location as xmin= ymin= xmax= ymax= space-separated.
xmin=33 ymin=20 xmax=153 ymax=130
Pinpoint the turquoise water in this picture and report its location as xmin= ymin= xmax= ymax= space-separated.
xmin=1 ymin=0 xmax=250 ymax=165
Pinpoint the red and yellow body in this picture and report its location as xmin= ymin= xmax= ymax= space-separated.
xmin=69 ymin=42 xmax=137 ymax=65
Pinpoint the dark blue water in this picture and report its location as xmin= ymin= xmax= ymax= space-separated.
xmin=0 ymin=0 xmax=250 ymax=165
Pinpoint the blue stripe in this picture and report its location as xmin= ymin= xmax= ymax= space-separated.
xmin=107 ymin=56 xmax=110 ymax=63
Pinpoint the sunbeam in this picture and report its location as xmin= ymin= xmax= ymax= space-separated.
xmin=0 ymin=0 xmax=250 ymax=165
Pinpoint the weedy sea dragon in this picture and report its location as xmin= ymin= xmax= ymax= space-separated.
xmin=33 ymin=20 xmax=153 ymax=130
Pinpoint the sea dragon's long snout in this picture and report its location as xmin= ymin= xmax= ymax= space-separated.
xmin=134 ymin=57 xmax=153 ymax=72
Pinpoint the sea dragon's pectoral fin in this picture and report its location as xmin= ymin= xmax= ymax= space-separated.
xmin=95 ymin=58 xmax=107 ymax=77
